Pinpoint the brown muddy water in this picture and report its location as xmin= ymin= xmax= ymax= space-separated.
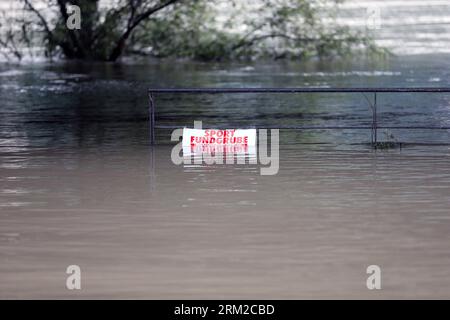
xmin=1 ymin=56 xmax=450 ymax=298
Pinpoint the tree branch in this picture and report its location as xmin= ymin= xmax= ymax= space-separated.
xmin=23 ymin=0 xmax=54 ymax=42
xmin=129 ymin=0 xmax=180 ymax=32
xmin=108 ymin=0 xmax=182 ymax=61
xmin=92 ymin=4 xmax=129 ymax=45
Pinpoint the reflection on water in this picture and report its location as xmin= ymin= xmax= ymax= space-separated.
xmin=1 ymin=56 xmax=450 ymax=298
xmin=1 ymin=55 xmax=450 ymax=149
xmin=1 ymin=146 xmax=450 ymax=298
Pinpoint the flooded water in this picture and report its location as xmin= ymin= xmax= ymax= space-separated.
xmin=1 ymin=55 xmax=450 ymax=298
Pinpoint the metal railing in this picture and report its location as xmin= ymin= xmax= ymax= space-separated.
xmin=148 ymin=87 xmax=450 ymax=146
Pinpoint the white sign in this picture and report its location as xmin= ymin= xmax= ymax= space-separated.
xmin=171 ymin=123 xmax=279 ymax=175
xmin=182 ymin=128 xmax=256 ymax=147
xmin=182 ymin=128 xmax=257 ymax=157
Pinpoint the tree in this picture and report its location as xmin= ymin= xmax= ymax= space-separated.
xmin=1 ymin=0 xmax=381 ymax=62
xmin=0 ymin=6 xmax=35 ymax=61
xmin=18 ymin=0 xmax=186 ymax=61
xmin=135 ymin=0 xmax=381 ymax=60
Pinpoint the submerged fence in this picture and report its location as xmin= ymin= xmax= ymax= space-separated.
xmin=147 ymin=87 xmax=450 ymax=146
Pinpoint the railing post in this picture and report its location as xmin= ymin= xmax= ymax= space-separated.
xmin=148 ymin=92 xmax=155 ymax=145
xmin=372 ymin=92 xmax=378 ymax=147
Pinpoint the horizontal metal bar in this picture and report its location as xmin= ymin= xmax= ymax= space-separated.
xmin=148 ymin=87 xmax=450 ymax=94
xmin=155 ymin=125 xmax=450 ymax=130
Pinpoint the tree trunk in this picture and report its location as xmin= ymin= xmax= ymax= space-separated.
xmin=108 ymin=30 xmax=132 ymax=62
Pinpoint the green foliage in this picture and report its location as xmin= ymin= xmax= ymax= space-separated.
xmin=133 ymin=0 xmax=383 ymax=61
xmin=131 ymin=2 xmax=241 ymax=60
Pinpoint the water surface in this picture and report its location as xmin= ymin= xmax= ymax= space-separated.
xmin=1 ymin=56 xmax=450 ymax=298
